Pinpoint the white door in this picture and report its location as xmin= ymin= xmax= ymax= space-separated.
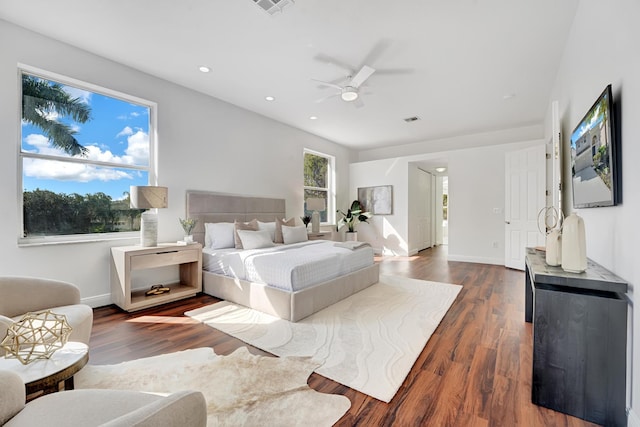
xmin=417 ymin=169 xmax=433 ymax=250
xmin=504 ymin=145 xmax=545 ymax=270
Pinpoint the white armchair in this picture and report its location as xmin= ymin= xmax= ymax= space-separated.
xmin=0 ymin=370 xmax=207 ymax=426
xmin=0 ymin=276 xmax=93 ymax=355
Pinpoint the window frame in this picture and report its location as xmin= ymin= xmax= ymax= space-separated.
xmin=303 ymin=148 xmax=335 ymax=225
xmin=17 ymin=64 xmax=158 ymax=246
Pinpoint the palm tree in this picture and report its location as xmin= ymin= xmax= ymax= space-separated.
xmin=22 ymin=74 xmax=91 ymax=156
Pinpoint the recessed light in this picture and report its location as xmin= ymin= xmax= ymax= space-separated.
xmin=199 ymin=66 xmax=211 ymax=73
xmin=265 ymin=96 xmax=275 ymax=101
xmin=435 ymin=167 xmax=447 ymax=173
xmin=503 ymin=93 xmax=515 ymax=100
xmin=309 ymin=116 xmax=318 ymax=120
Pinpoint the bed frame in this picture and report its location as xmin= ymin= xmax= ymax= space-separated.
xmin=186 ymin=190 xmax=380 ymax=321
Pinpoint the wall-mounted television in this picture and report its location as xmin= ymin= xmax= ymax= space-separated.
xmin=570 ymin=84 xmax=619 ymax=208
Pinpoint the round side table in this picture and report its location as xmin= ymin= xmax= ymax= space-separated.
xmin=0 ymin=341 xmax=89 ymax=400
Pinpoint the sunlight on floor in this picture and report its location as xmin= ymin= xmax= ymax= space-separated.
xmin=126 ymin=316 xmax=200 ymax=324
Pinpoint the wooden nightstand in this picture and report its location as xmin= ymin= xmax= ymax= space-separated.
xmin=307 ymin=231 xmax=332 ymax=241
xmin=110 ymin=243 xmax=202 ymax=312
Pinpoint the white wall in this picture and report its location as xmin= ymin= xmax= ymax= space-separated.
xmin=0 ymin=20 xmax=352 ymax=306
xmin=350 ymin=140 xmax=543 ymax=260
xmin=547 ymin=0 xmax=640 ymax=420
xmin=349 ymin=158 xmax=408 ymax=255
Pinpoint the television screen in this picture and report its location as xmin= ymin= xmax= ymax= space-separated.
xmin=570 ymin=85 xmax=618 ymax=208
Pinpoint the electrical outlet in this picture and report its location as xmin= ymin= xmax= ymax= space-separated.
xmin=492 ymin=207 xmax=501 ymax=214
xmin=492 ymin=241 xmax=499 ymax=248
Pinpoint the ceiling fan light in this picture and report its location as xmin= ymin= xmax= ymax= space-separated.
xmin=341 ymin=87 xmax=359 ymax=102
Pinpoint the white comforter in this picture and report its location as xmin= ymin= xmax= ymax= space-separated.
xmin=202 ymin=240 xmax=374 ymax=292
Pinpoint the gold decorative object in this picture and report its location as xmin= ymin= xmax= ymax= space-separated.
xmin=0 ymin=310 xmax=72 ymax=365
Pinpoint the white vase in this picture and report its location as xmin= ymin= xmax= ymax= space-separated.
xmin=545 ymin=229 xmax=562 ymax=266
xmin=345 ymin=231 xmax=358 ymax=242
xmin=561 ymin=213 xmax=586 ymax=273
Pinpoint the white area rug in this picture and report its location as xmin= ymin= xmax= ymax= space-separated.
xmin=75 ymin=346 xmax=350 ymax=426
xmin=186 ymin=274 xmax=462 ymax=402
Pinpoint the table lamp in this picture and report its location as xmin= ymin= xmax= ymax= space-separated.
xmin=306 ymin=197 xmax=326 ymax=233
xmin=130 ymin=186 xmax=168 ymax=247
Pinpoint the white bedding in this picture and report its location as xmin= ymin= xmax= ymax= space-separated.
xmin=202 ymin=240 xmax=374 ymax=292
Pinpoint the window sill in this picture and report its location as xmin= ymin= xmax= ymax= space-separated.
xmin=18 ymin=232 xmax=139 ymax=247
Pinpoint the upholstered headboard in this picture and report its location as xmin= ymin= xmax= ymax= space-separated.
xmin=186 ymin=191 xmax=286 ymax=245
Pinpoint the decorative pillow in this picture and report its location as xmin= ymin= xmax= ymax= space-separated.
xmin=237 ymin=230 xmax=275 ymax=250
xmin=234 ymin=219 xmax=259 ymax=249
xmin=282 ymin=225 xmax=309 ymax=245
xmin=205 ymin=222 xmax=236 ymax=249
xmin=257 ymin=221 xmax=276 ymax=242
xmin=275 ymin=217 xmax=295 ymax=244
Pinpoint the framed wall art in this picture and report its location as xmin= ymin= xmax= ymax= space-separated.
xmin=358 ymin=185 xmax=393 ymax=215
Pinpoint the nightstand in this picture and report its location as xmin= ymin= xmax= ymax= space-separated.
xmin=307 ymin=231 xmax=332 ymax=241
xmin=110 ymin=243 xmax=202 ymax=312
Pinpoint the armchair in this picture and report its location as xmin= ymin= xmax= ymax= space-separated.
xmin=0 ymin=277 xmax=93 ymax=355
xmin=0 ymin=370 xmax=207 ymax=426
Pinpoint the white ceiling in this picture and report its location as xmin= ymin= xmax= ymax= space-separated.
xmin=0 ymin=0 xmax=579 ymax=151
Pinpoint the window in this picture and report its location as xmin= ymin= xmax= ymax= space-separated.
xmin=19 ymin=66 xmax=155 ymax=242
xmin=303 ymin=149 xmax=334 ymax=223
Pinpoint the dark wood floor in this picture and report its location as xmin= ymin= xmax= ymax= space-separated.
xmin=90 ymin=245 xmax=598 ymax=426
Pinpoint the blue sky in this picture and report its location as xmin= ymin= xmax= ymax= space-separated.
xmin=21 ymin=77 xmax=150 ymax=200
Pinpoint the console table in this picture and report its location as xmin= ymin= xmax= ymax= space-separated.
xmin=525 ymin=248 xmax=627 ymax=426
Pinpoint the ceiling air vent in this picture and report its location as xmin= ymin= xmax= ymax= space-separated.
xmin=252 ymin=0 xmax=294 ymax=15
xmin=403 ymin=116 xmax=420 ymax=123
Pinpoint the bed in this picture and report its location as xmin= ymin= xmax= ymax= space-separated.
xmin=186 ymin=190 xmax=379 ymax=322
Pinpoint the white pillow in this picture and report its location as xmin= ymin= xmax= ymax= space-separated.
xmin=205 ymin=222 xmax=235 ymax=249
xmin=281 ymin=225 xmax=309 ymax=245
xmin=257 ymin=221 xmax=276 ymax=242
xmin=237 ymin=230 xmax=275 ymax=250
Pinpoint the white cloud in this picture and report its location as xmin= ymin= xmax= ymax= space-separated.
xmin=22 ymin=131 xmax=149 ymax=181
xmin=124 ymin=130 xmax=149 ymax=165
xmin=116 ymin=126 xmax=134 ymax=137
xmin=23 ymin=157 xmax=132 ymax=182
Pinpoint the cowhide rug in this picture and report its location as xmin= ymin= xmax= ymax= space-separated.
xmin=75 ymin=346 xmax=350 ymax=426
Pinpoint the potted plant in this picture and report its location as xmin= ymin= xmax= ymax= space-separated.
xmin=300 ymin=215 xmax=311 ymax=229
xmin=337 ymin=200 xmax=372 ymax=241
xmin=179 ymin=218 xmax=197 ymax=243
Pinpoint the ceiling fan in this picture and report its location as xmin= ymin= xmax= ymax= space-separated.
xmin=311 ymin=64 xmax=376 ymax=108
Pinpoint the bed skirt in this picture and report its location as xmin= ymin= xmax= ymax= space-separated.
xmin=202 ymin=263 xmax=380 ymax=322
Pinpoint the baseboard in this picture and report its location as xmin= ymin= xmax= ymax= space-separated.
xmin=447 ymin=254 xmax=504 ymax=266
xmin=82 ymin=293 xmax=112 ymax=308
xmin=628 ymin=408 xmax=639 ymax=427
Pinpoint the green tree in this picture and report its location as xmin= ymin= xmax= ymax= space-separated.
xmin=22 ymin=74 xmax=91 ymax=156
xmin=304 ymin=153 xmax=328 ymax=187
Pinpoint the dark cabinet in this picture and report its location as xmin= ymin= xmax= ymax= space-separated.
xmin=525 ymin=248 xmax=628 ymax=426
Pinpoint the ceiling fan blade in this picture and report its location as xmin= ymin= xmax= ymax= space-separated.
xmin=353 ymin=97 xmax=365 ymax=109
xmin=350 ymin=65 xmax=376 ymax=88
xmin=313 ymin=53 xmax=356 ymax=75
xmin=310 ymin=78 xmax=344 ymax=90
xmin=315 ymin=93 xmax=340 ymax=103
xmin=361 ymin=39 xmax=393 ymax=68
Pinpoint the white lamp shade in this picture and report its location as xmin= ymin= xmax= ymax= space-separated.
xmin=306 ymin=198 xmax=326 ymax=212
xmin=130 ymin=186 xmax=168 ymax=209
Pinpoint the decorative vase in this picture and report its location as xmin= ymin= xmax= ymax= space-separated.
xmin=183 ymin=235 xmax=194 ymax=243
xmin=561 ymin=213 xmax=586 ymax=273
xmin=345 ymin=231 xmax=358 ymax=242
xmin=331 ymin=230 xmax=342 ymax=242
xmin=545 ymin=229 xmax=562 ymax=266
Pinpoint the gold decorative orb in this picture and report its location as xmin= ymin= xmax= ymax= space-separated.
xmin=0 ymin=310 xmax=72 ymax=365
